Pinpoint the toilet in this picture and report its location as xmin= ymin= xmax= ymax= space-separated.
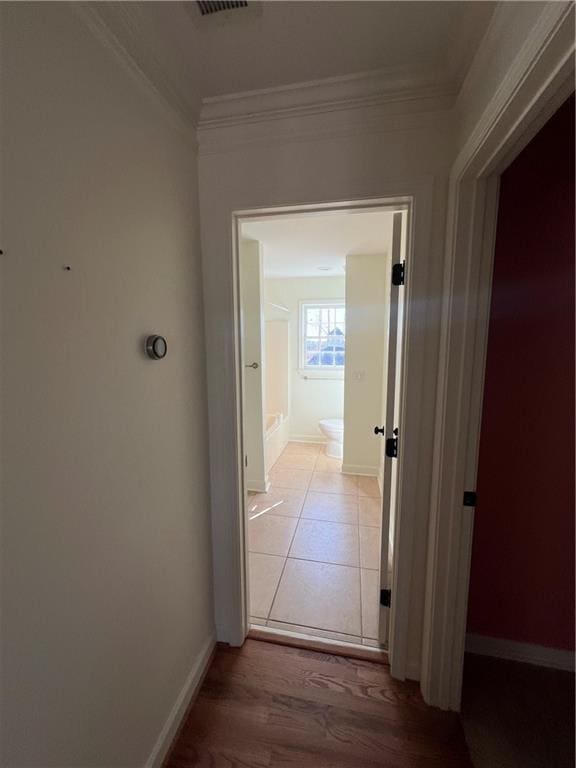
xmin=318 ymin=418 xmax=344 ymax=459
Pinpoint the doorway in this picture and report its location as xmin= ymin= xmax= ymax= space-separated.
xmin=236 ymin=202 xmax=409 ymax=649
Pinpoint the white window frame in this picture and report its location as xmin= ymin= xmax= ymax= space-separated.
xmin=298 ymin=299 xmax=346 ymax=377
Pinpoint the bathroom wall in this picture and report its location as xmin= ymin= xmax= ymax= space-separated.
xmin=239 ymin=239 xmax=267 ymax=491
xmin=264 ymin=319 xmax=289 ymax=419
xmin=265 ymin=277 xmax=345 ymax=442
xmin=264 ymin=318 xmax=290 ymax=470
xmin=343 ymin=254 xmax=390 ymax=476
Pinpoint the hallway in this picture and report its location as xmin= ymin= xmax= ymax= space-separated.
xmin=165 ymin=639 xmax=472 ymax=767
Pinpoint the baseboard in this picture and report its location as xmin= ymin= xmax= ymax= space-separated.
xmin=465 ymin=633 xmax=575 ymax=671
xmin=289 ymin=434 xmax=327 ymax=445
xmin=246 ymin=479 xmax=268 ymax=493
xmin=342 ymin=463 xmax=379 ymax=477
xmin=145 ymin=632 xmax=216 ymax=768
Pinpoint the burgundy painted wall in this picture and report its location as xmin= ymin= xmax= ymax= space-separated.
xmin=467 ymin=95 xmax=575 ymax=650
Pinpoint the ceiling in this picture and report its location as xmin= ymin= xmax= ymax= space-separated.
xmin=241 ymin=209 xmax=394 ymax=279
xmin=102 ymin=1 xmax=497 ymax=121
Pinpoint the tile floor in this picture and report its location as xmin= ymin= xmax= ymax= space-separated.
xmin=247 ymin=441 xmax=384 ymax=646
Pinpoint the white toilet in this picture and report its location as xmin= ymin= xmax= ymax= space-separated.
xmin=318 ymin=418 xmax=344 ymax=459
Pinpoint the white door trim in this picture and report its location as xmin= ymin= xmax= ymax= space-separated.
xmin=420 ymin=3 xmax=574 ymax=711
xmin=233 ymin=194 xmax=425 ymax=678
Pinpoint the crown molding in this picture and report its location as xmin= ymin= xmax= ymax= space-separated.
xmin=74 ymin=2 xmax=465 ymax=154
xmin=73 ymin=2 xmax=198 ymax=134
xmin=197 ymin=101 xmax=453 ymax=157
xmin=199 ymin=66 xmax=458 ymax=130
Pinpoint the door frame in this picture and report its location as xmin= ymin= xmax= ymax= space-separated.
xmin=420 ymin=3 xmax=574 ymax=710
xmin=234 ymin=197 xmax=413 ymax=673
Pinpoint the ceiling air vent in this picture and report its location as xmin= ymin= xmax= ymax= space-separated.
xmin=184 ymin=0 xmax=261 ymax=27
xmin=197 ymin=1 xmax=248 ymax=15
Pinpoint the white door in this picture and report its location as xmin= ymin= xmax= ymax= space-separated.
xmin=378 ymin=210 xmax=406 ymax=645
xmin=239 ymin=238 xmax=267 ymax=493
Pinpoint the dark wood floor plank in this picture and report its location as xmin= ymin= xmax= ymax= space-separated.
xmin=219 ymin=640 xmax=393 ymax=684
xmin=165 ymin=639 xmax=472 ymax=768
xmin=206 ymin=653 xmax=429 ymax=717
xmin=461 ymin=654 xmax=575 ymax=768
xmin=199 ymin=675 xmax=463 ymax=743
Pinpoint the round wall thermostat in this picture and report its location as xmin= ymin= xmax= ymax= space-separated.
xmin=145 ymin=335 xmax=167 ymax=360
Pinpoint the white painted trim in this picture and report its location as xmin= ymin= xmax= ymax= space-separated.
xmin=342 ymin=464 xmax=379 ymax=477
xmin=455 ymin=3 xmax=575 ymax=180
xmin=420 ymin=2 xmax=575 ymax=712
xmin=253 ymin=624 xmax=389 ymax=660
xmin=144 ymin=633 xmax=216 ymax=768
xmin=198 ymin=103 xmax=452 ymax=157
xmin=230 ymin=192 xmax=426 ymax=685
xmin=466 ymin=634 xmax=575 ymax=672
xmin=199 ymin=65 xmax=457 ymax=129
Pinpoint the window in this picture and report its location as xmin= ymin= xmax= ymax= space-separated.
xmin=300 ymin=301 xmax=345 ymax=370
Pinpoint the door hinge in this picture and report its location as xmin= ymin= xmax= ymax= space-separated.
xmin=245 ymin=455 xmax=248 ymax=468
xmin=380 ymin=588 xmax=391 ymax=607
xmin=385 ymin=428 xmax=399 ymax=458
xmin=463 ymin=491 xmax=477 ymax=507
xmin=392 ymin=261 xmax=405 ymax=286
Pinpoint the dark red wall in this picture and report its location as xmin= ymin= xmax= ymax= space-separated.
xmin=467 ymin=95 xmax=575 ymax=650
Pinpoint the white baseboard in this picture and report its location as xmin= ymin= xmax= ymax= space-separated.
xmin=466 ymin=633 xmax=575 ymax=671
xmin=342 ymin=463 xmax=379 ymax=477
xmin=246 ymin=479 xmax=268 ymax=493
xmin=145 ymin=633 xmax=216 ymax=768
xmin=289 ymin=434 xmax=327 ymax=445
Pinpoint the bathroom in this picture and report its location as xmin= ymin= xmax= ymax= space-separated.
xmin=239 ymin=207 xmax=403 ymax=647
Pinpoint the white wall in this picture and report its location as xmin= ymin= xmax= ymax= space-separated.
xmin=199 ymin=97 xmax=452 ymax=677
xmin=265 ymin=277 xmax=345 ymax=442
xmin=343 ymin=254 xmax=390 ymax=476
xmin=0 ymin=5 xmax=214 ymax=767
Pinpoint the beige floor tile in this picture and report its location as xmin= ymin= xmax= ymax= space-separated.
xmin=249 ymin=514 xmax=298 ymax=556
xmin=289 ymin=518 xmax=359 ymax=566
xmin=270 ymin=558 xmax=361 ymax=636
xmin=359 ymin=525 xmax=381 ymax=569
xmin=283 ymin=442 xmax=322 ymax=456
xmin=314 ymin=454 xmax=343 ymax=473
xmin=247 ymin=488 xmax=305 ymax=519
xmin=274 ymin=453 xmax=318 ymax=471
xmin=249 ymin=616 xmax=267 ymax=627
xmin=266 ymin=620 xmax=360 ymax=644
xmin=248 ymin=553 xmax=285 ymax=618
xmin=309 ymin=471 xmax=358 ymax=495
xmin=269 ymin=467 xmax=312 ymax=490
xmin=357 ymin=476 xmax=382 ymax=498
xmin=301 ymin=491 xmax=358 ymax=524
xmin=358 ymin=496 xmax=382 ymax=527
xmin=361 ymin=568 xmax=380 ymax=639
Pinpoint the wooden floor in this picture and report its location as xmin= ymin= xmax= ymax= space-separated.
xmin=165 ymin=639 xmax=472 ymax=767
xmin=461 ymin=654 xmax=575 ymax=768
